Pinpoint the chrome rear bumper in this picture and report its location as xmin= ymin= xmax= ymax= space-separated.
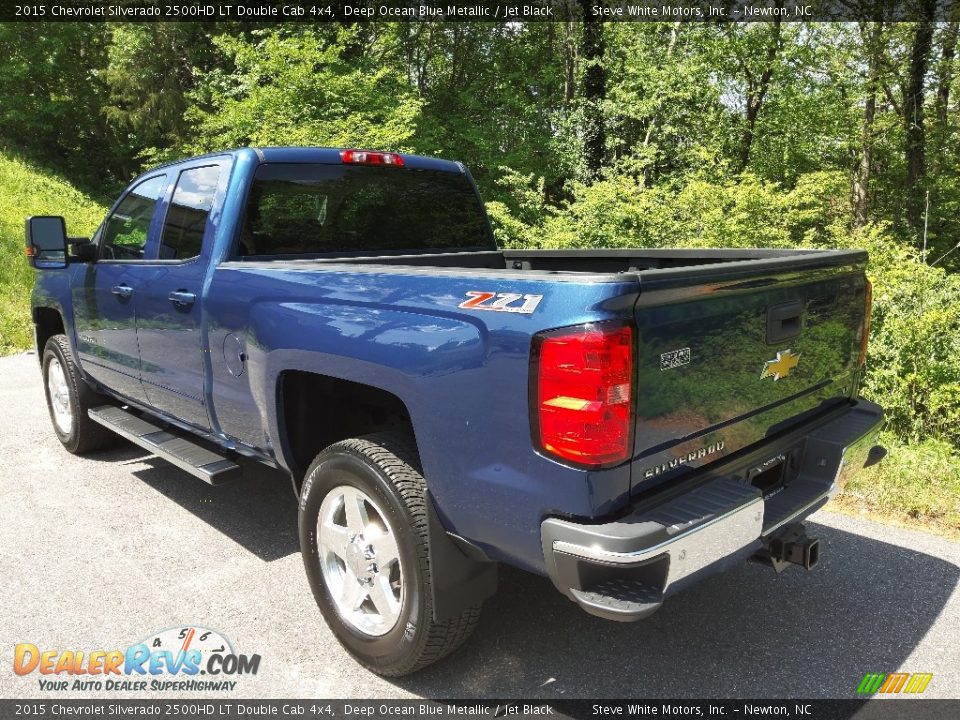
xmin=541 ymin=399 xmax=884 ymax=621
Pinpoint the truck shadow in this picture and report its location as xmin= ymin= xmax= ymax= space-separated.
xmin=90 ymin=441 xmax=957 ymax=698
xmin=105 ymin=447 xmax=301 ymax=562
xmin=391 ymin=520 xmax=959 ymax=699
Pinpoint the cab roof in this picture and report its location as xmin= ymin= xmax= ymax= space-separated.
xmin=152 ymin=147 xmax=465 ymax=174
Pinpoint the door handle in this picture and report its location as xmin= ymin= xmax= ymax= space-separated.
xmin=168 ymin=290 xmax=196 ymax=309
xmin=111 ymin=284 xmax=133 ymax=300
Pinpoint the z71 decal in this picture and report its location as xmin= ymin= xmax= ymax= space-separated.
xmin=458 ymin=291 xmax=543 ymax=314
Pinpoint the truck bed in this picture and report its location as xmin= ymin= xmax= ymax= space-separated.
xmin=230 ymin=246 xmax=865 ymax=277
xmin=224 ymin=245 xmax=869 ymax=501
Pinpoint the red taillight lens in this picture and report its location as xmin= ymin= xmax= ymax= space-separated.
xmin=532 ymin=322 xmax=635 ymax=468
xmin=340 ymin=149 xmax=405 ymax=167
xmin=858 ymin=280 xmax=872 ymax=366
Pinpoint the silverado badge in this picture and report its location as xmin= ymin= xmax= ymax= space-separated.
xmin=761 ymin=349 xmax=800 ymax=381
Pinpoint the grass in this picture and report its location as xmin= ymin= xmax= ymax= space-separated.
xmin=0 ymin=149 xmax=107 ymax=353
xmin=830 ymin=432 xmax=960 ymax=540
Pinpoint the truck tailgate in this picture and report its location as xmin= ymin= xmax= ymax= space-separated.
xmin=631 ymin=253 xmax=869 ymax=495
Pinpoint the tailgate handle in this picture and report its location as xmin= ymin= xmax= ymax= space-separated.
xmin=767 ymin=301 xmax=803 ymax=344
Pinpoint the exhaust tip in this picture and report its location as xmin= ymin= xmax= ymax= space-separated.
xmin=804 ymin=538 xmax=820 ymax=570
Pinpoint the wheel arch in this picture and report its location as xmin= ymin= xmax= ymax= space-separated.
xmin=33 ymin=305 xmax=66 ymax=358
xmin=276 ymin=369 xmax=416 ymax=491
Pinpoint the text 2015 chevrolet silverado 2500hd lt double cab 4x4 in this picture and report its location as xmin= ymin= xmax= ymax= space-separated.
xmin=27 ymin=147 xmax=883 ymax=675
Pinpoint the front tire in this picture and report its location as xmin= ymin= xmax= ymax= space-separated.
xmin=299 ymin=433 xmax=481 ymax=676
xmin=42 ymin=335 xmax=114 ymax=454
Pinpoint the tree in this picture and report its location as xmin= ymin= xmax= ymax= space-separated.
xmin=101 ymin=24 xmax=214 ymax=170
xmin=578 ymin=0 xmax=606 ymax=181
xmin=0 ymin=24 xmax=116 ymax=179
xmin=186 ymin=27 xmax=422 ymax=153
xmin=730 ymin=19 xmax=783 ymax=173
xmin=934 ymin=17 xmax=959 ymax=133
xmin=903 ymin=2 xmax=937 ymax=238
xmin=853 ymin=22 xmax=886 ymax=227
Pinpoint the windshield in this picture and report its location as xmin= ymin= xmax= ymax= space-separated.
xmin=239 ymin=163 xmax=494 ymax=257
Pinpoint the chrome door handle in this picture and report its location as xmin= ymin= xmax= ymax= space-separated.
xmin=111 ymin=285 xmax=133 ymax=300
xmin=168 ymin=290 xmax=196 ymax=308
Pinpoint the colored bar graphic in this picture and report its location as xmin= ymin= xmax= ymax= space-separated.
xmin=879 ymin=673 xmax=910 ymax=693
xmin=903 ymin=673 xmax=934 ymax=694
xmin=857 ymin=673 xmax=886 ymax=694
xmin=857 ymin=672 xmax=933 ymax=695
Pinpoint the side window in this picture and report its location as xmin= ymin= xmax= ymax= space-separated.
xmin=100 ymin=174 xmax=167 ymax=260
xmin=158 ymin=165 xmax=221 ymax=260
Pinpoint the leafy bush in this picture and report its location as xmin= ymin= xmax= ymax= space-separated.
xmin=496 ymin=171 xmax=849 ymax=251
xmin=843 ymin=229 xmax=960 ymax=447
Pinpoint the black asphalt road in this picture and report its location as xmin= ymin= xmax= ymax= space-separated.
xmin=1 ymin=352 xmax=957 ymax=699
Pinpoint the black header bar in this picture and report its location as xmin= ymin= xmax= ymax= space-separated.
xmin=3 ymin=1 xmax=959 ymax=24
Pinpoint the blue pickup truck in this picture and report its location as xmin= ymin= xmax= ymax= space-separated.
xmin=27 ymin=147 xmax=883 ymax=675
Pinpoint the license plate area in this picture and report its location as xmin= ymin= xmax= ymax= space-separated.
xmin=747 ymin=453 xmax=791 ymax=500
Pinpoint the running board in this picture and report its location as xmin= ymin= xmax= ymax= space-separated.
xmin=88 ymin=406 xmax=241 ymax=485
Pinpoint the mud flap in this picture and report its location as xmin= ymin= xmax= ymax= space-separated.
xmin=426 ymin=493 xmax=498 ymax=622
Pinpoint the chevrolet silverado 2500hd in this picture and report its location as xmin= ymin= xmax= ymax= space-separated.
xmin=27 ymin=147 xmax=883 ymax=675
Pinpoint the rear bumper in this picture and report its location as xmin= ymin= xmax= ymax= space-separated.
xmin=541 ymin=398 xmax=884 ymax=621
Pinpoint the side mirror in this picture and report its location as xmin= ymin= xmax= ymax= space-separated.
xmin=25 ymin=216 xmax=69 ymax=269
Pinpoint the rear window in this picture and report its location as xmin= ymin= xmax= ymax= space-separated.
xmin=238 ymin=163 xmax=493 ymax=257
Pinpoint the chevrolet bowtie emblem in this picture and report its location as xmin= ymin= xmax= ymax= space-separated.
xmin=761 ymin=349 xmax=800 ymax=381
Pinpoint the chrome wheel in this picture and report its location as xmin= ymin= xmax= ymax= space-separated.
xmin=317 ymin=485 xmax=404 ymax=637
xmin=47 ymin=357 xmax=73 ymax=435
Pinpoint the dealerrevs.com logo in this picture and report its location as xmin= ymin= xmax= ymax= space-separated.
xmin=13 ymin=626 xmax=261 ymax=692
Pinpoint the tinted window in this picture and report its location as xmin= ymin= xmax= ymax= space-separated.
xmin=101 ymin=174 xmax=167 ymax=260
xmin=239 ymin=164 xmax=492 ymax=256
xmin=159 ymin=165 xmax=221 ymax=260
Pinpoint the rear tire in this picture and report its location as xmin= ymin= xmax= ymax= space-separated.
xmin=298 ymin=433 xmax=481 ymax=676
xmin=42 ymin=335 xmax=115 ymax=454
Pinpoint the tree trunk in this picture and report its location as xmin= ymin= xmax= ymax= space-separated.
xmin=904 ymin=3 xmax=937 ymax=236
xmin=737 ymin=20 xmax=782 ymax=173
xmin=642 ymin=22 xmax=681 ymax=149
xmin=935 ymin=20 xmax=958 ymax=130
xmin=853 ymin=23 xmax=883 ymax=228
xmin=579 ymin=0 xmax=606 ymax=181
xmin=563 ymin=20 xmax=576 ymax=105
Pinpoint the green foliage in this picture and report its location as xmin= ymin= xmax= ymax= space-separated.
xmin=0 ymin=24 xmax=115 ymax=181
xmin=187 ymin=28 xmax=422 ymax=153
xmin=0 ymin=150 xmax=107 ymax=353
xmin=847 ymin=230 xmax=960 ymax=447
xmin=509 ymin=171 xmax=846 ymax=250
xmin=101 ymin=24 xmax=213 ymax=169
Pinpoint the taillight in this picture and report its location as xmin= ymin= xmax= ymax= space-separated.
xmin=340 ymin=149 xmax=405 ymax=167
xmin=531 ymin=322 xmax=635 ymax=468
xmin=858 ymin=280 xmax=872 ymax=366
